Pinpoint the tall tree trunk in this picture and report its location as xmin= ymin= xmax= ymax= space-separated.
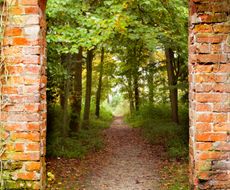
xmin=127 ymin=75 xmax=135 ymax=113
xmin=165 ymin=47 xmax=179 ymax=124
xmin=147 ymin=69 xmax=154 ymax=103
xmin=60 ymin=89 xmax=65 ymax=109
xmin=95 ymin=47 xmax=104 ymax=118
xmin=133 ymin=74 xmax=139 ymax=111
xmin=83 ymin=49 xmax=94 ymax=128
xmin=70 ymin=47 xmax=83 ymax=133
xmin=61 ymin=54 xmax=71 ymax=136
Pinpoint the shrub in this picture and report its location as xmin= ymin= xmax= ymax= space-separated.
xmin=47 ymin=104 xmax=112 ymax=158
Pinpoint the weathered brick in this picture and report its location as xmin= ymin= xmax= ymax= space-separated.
xmin=196 ymin=44 xmax=210 ymax=54
xmin=14 ymin=143 xmax=25 ymax=152
xmin=196 ymin=132 xmax=227 ymax=142
xmin=24 ymin=7 xmax=39 ymax=14
xmin=6 ymin=65 xmax=24 ymax=74
xmin=14 ymin=172 xmax=39 ymax=181
xmin=11 ymin=153 xmax=40 ymax=161
xmin=211 ymin=44 xmax=222 ymax=53
xmin=198 ymin=13 xmax=228 ymax=23
xmin=25 ymin=104 xmax=40 ymax=112
xmin=195 ymin=3 xmax=230 ymax=13
xmin=213 ymin=123 xmax=230 ymax=132
xmin=214 ymin=113 xmax=228 ymax=123
xmin=196 ymin=34 xmax=227 ymax=43
xmin=213 ymin=103 xmax=230 ymax=112
xmin=2 ymin=86 xmax=19 ymax=94
xmin=13 ymin=38 xmax=29 ymax=45
xmin=26 ymin=143 xmax=40 ymax=151
xmin=196 ymin=103 xmax=212 ymax=111
xmin=9 ymin=7 xmax=23 ymax=15
xmin=21 ymin=0 xmax=39 ymax=5
xmin=191 ymin=54 xmax=226 ymax=63
xmin=198 ymin=151 xmax=228 ymax=160
xmin=214 ymin=142 xmax=230 ymax=151
xmin=11 ymin=132 xmax=40 ymax=142
xmin=5 ymin=123 xmax=40 ymax=132
xmin=25 ymin=162 xmax=41 ymax=171
xmin=196 ymin=142 xmax=213 ymax=151
xmin=5 ymin=27 xmax=22 ymax=36
xmin=25 ymin=15 xmax=40 ymax=25
xmin=24 ymin=26 xmax=40 ymax=37
xmin=194 ymin=24 xmax=213 ymax=33
xmin=195 ymin=73 xmax=228 ymax=83
xmin=196 ymin=93 xmax=225 ymax=103
xmin=196 ymin=123 xmax=212 ymax=132
xmin=3 ymin=46 xmax=22 ymax=55
xmin=196 ymin=161 xmax=212 ymax=171
xmin=22 ymin=46 xmax=40 ymax=55
xmin=213 ymin=24 xmax=230 ymax=33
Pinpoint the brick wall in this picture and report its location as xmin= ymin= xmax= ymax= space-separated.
xmin=189 ymin=0 xmax=230 ymax=189
xmin=1 ymin=0 xmax=47 ymax=189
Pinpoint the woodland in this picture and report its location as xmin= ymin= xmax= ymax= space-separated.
xmin=45 ymin=0 xmax=189 ymax=189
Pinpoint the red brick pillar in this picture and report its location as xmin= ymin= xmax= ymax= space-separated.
xmin=189 ymin=0 xmax=230 ymax=189
xmin=0 ymin=0 xmax=47 ymax=189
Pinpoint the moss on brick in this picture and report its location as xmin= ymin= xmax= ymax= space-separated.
xmin=3 ymin=161 xmax=23 ymax=171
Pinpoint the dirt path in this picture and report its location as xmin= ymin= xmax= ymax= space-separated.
xmin=83 ymin=117 xmax=161 ymax=190
xmin=47 ymin=117 xmax=163 ymax=190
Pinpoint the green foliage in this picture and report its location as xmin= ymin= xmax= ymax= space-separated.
xmin=46 ymin=0 xmax=189 ymax=159
xmin=127 ymin=104 xmax=188 ymax=159
xmin=90 ymin=102 xmax=114 ymax=123
xmin=47 ymin=105 xmax=112 ymax=158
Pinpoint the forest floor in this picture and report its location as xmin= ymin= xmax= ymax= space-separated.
xmin=47 ymin=117 xmax=188 ymax=190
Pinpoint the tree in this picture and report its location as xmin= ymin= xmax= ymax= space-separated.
xmin=83 ymin=49 xmax=95 ymax=128
xmin=165 ymin=47 xmax=179 ymax=123
xmin=95 ymin=47 xmax=105 ymax=118
xmin=70 ymin=47 xmax=83 ymax=133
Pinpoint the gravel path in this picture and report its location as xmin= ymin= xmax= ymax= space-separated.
xmin=47 ymin=117 xmax=162 ymax=190
xmin=84 ymin=117 xmax=161 ymax=190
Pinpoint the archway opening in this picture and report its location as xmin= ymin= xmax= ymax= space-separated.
xmin=45 ymin=0 xmax=189 ymax=189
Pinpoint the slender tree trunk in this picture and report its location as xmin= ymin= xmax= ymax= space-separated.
xmin=133 ymin=75 xmax=139 ymax=111
xmin=165 ymin=47 xmax=179 ymax=124
xmin=127 ymin=75 xmax=135 ymax=113
xmin=60 ymin=89 xmax=65 ymax=109
xmin=83 ymin=49 xmax=94 ymax=128
xmin=95 ymin=47 xmax=104 ymax=118
xmin=61 ymin=54 xmax=71 ymax=136
xmin=147 ymin=69 xmax=154 ymax=103
xmin=70 ymin=47 xmax=83 ymax=133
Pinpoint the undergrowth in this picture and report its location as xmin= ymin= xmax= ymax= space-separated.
xmin=126 ymin=104 xmax=189 ymax=160
xmin=47 ymin=104 xmax=113 ymax=158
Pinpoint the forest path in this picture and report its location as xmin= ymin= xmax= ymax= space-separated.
xmin=83 ymin=117 xmax=161 ymax=190
xmin=47 ymin=117 xmax=163 ymax=190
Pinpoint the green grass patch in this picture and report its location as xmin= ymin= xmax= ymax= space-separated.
xmin=160 ymin=161 xmax=189 ymax=190
xmin=126 ymin=104 xmax=188 ymax=160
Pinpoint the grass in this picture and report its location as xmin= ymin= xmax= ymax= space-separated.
xmin=160 ymin=161 xmax=189 ymax=190
xmin=126 ymin=104 xmax=189 ymax=160
xmin=126 ymin=103 xmax=189 ymax=189
xmin=46 ymin=104 xmax=113 ymax=159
